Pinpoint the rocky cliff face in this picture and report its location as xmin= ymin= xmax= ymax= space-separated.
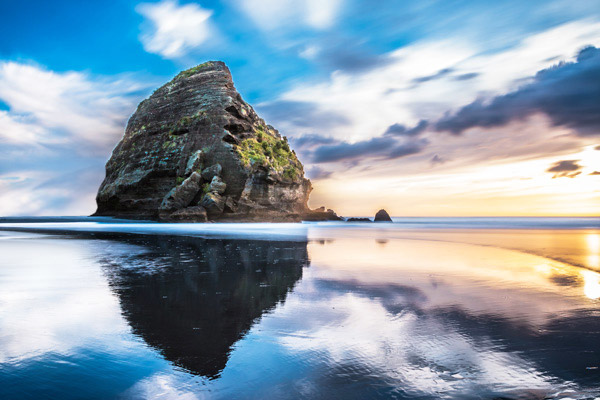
xmin=94 ymin=61 xmax=316 ymax=222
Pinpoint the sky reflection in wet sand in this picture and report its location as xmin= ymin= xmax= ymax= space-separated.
xmin=0 ymin=224 xmax=598 ymax=399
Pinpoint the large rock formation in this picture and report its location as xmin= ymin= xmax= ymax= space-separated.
xmin=94 ymin=61 xmax=323 ymax=222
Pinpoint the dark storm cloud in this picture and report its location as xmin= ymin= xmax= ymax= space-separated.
xmin=258 ymin=100 xmax=351 ymax=130
xmin=546 ymin=159 xmax=582 ymax=178
xmin=384 ymin=120 xmax=428 ymax=137
xmin=435 ymin=46 xmax=600 ymax=136
xmin=312 ymin=136 xmax=427 ymax=163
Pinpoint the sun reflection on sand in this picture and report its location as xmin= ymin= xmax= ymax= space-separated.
xmin=581 ymin=270 xmax=600 ymax=300
xmin=586 ymin=233 xmax=600 ymax=270
xmin=587 ymin=233 xmax=600 ymax=253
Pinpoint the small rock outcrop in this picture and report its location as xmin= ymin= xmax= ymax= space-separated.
xmin=374 ymin=209 xmax=393 ymax=222
xmin=94 ymin=61 xmax=327 ymax=222
xmin=302 ymin=206 xmax=342 ymax=221
xmin=347 ymin=217 xmax=371 ymax=222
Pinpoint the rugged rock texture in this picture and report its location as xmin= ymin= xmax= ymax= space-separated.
xmin=94 ymin=61 xmax=318 ymax=222
xmin=374 ymin=209 xmax=393 ymax=222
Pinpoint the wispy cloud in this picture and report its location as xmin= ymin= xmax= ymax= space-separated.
xmin=256 ymin=20 xmax=600 ymax=194
xmin=0 ymin=110 xmax=49 ymax=145
xmin=384 ymin=120 xmax=428 ymax=137
xmin=236 ymin=0 xmax=343 ymax=30
xmin=267 ymin=20 xmax=600 ymax=146
xmin=290 ymin=133 xmax=339 ymax=148
xmin=436 ymin=46 xmax=600 ymax=136
xmin=0 ymin=62 xmax=147 ymax=153
xmin=253 ymin=20 xmax=600 ymax=216
xmin=546 ymin=159 xmax=583 ymax=178
xmin=430 ymin=154 xmax=446 ymax=165
xmin=306 ymin=166 xmax=333 ymax=180
xmin=311 ymin=136 xmax=428 ymax=163
xmin=258 ymin=100 xmax=351 ymax=131
xmin=137 ymin=0 xmax=214 ymax=59
xmin=0 ymin=167 xmax=102 ymax=216
xmin=0 ymin=62 xmax=151 ymax=216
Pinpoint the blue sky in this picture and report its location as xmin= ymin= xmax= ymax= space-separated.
xmin=1 ymin=0 xmax=599 ymax=216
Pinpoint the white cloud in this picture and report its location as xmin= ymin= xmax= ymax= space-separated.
xmin=305 ymin=0 xmax=343 ymax=29
xmin=0 ymin=62 xmax=150 ymax=216
xmin=0 ymin=174 xmax=47 ymax=216
xmin=0 ymin=110 xmax=51 ymax=146
xmin=237 ymin=0 xmax=343 ymax=31
xmin=0 ymin=61 xmax=147 ymax=153
xmin=0 ymin=167 xmax=104 ymax=216
xmin=299 ymin=45 xmax=319 ymax=59
xmin=263 ymin=20 xmax=600 ymax=215
xmin=136 ymin=0 xmax=213 ymax=58
xmin=271 ymin=20 xmax=600 ymax=143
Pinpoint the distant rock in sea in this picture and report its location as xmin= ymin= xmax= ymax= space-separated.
xmin=345 ymin=210 xmax=392 ymax=222
xmin=93 ymin=61 xmax=335 ymax=222
xmin=374 ymin=209 xmax=393 ymax=222
xmin=346 ymin=217 xmax=371 ymax=222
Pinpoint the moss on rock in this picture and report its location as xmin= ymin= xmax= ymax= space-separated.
xmin=175 ymin=62 xmax=214 ymax=80
xmin=235 ymin=125 xmax=302 ymax=179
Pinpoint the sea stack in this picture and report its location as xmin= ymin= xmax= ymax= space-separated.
xmin=374 ymin=209 xmax=393 ymax=222
xmin=94 ymin=61 xmax=331 ymax=222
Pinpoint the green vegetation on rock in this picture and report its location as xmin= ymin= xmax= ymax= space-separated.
xmin=201 ymin=182 xmax=210 ymax=196
xmin=283 ymin=166 xmax=300 ymax=180
xmin=175 ymin=62 xmax=214 ymax=80
xmin=236 ymin=125 xmax=301 ymax=180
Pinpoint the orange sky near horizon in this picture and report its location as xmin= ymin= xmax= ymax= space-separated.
xmin=307 ymin=144 xmax=600 ymax=217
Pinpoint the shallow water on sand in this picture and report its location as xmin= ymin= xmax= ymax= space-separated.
xmin=0 ymin=218 xmax=599 ymax=399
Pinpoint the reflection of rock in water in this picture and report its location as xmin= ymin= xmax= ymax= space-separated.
xmin=101 ymin=235 xmax=308 ymax=378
